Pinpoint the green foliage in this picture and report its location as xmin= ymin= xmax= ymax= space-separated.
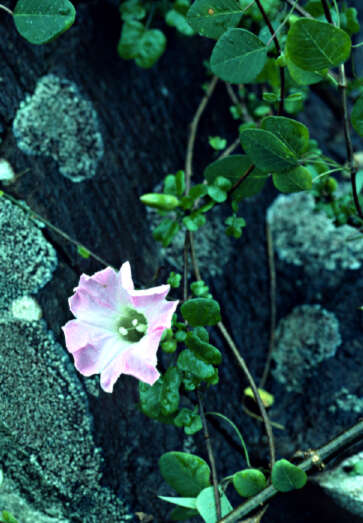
xmin=286 ymin=19 xmax=351 ymax=71
xmin=169 ymin=506 xmax=199 ymax=520
xmin=13 ymin=0 xmax=76 ymax=44
xmin=272 ymin=166 xmax=312 ymax=193
xmin=351 ymin=94 xmax=363 ymax=138
xmin=204 ymin=155 xmax=267 ymax=202
xmin=1 ymin=512 xmax=19 ymax=523
xmin=77 ymin=245 xmax=91 ymax=259
xmin=271 ymin=459 xmax=307 ymax=492
xmin=232 ymin=469 xmax=267 ymax=497
xmin=177 ymin=349 xmax=216 ymax=379
xmin=225 ymin=215 xmax=246 ymax=238
xmin=195 ymin=486 xmax=233 ymax=522
xmin=183 ymin=213 xmax=206 ymax=231
xmin=153 ymin=218 xmax=180 ymax=247
xmin=240 ymin=129 xmax=298 ymax=173
xmin=180 ymin=298 xmax=221 ymax=326
xmin=186 ymin=0 xmax=243 ymax=40
xmin=190 ymin=281 xmax=211 ymax=298
xmin=139 ymin=367 xmax=182 ymax=420
xmin=141 ymin=193 xmax=180 ymax=210
xmin=117 ymin=20 xmax=167 ymax=68
xmin=164 ymin=170 xmax=186 ymax=197
xmin=159 ymin=451 xmax=211 ymax=497
xmin=119 ymin=0 xmax=146 ymax=20
xmin=261 ymin=116 xmax=309 ymax=156
xmin=186 ymin=329 xmax=222 ymax=365
xmin=174 ymin=407 xmax=203 ymax=434
xmin=207 ymin=176 xmax=232 ymax=203
xmin=210 ymin=29 xmax=267 ymax=84
xmin=168 ymin=271 xmax=182 ymax=288
xmin=209 ymin=136 xmax=227 ymax=151
xmin=166 ymin=0 xmax=195 ymax=36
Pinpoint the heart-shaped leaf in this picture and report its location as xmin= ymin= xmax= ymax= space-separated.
xmin=233 ymin=469 xmax=267 ymax=497
xmin=187 ymin=0 xmax=243 ymax=40
xmin=159 ymin=452 xmax=211 ymax=497
xmin=271 ymin=459 xmax=307 ymax=492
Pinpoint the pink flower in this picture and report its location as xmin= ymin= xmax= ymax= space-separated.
xmin=62 ymin=262 xmax=178 ymax=393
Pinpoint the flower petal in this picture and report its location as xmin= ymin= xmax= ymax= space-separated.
xmin=62 ymin=319 xmax=110 ymax=353
xmin=119 ymin=261 xmax=134 ymax=290
xmin=77 ymin=266 xmax=131 ymax=311
xmin=146 ymin=299 xmax=179 ymax=332
xmin=130 ymin=285 xmax=178 ymax=329
xmin=69 ymin=288 xmax=118 ymax=328
xmin=100 ymin=330 xmax=163 ymax=392
xmin=71 ymin=335 xmax=128 ymax=377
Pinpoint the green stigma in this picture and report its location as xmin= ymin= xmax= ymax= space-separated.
xmin=116 ymin=307 xmax=148 ymax=343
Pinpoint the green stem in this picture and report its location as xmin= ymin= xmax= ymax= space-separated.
xmin=207 ymin=411 xmax=251 ymax=467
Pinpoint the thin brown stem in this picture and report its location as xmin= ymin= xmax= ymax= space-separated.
xmin=188 ymin=231 xmax=202 ymax=281
xmin=218 ymin=419 xmax=363 ymax=522
xmin=183 ymin=233 xmax=190 ymax=302
xmin=198 ymin=390 xmax=221 ymax=520
xmin=229 ymin=164 xmax=255 ymax=197
xmin=320 ymin=2 xmax=363 ymax=221
xmin=259 ymin=221 xmax=276 ymax=389
xmin=0 ymin=3 xmax=13 ymax=15
xmin=254 ymin=0 xmax=285 ymax=114
xmin=185 ymin=76 xmax=218 ymax=195
xmin=217 ymin=321 xmax=276 ymax=469
xmin=283 ymin=0 xmax=311 ymax=17
xmin=219 ymin=137 xmax=241 ymax=159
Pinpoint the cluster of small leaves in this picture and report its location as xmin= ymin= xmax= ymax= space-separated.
xmin=157 ymin=450 xmax=307 ymax=521
xmin=139 ymin=282 xmax=221 ymax=435
xmin=117 ymin=0 xmax=195 ymax=68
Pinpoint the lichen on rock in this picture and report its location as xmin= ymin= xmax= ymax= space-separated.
xmin=0 ymin=197 xmax=57 ymax=312
xmin=272 ymin=305 xmax=341 ymax=392
xmin=267 ymin=192 xmax=363 ymax=280
xmin=13 ymin=74 xmax=104 ymax=183
xmin=0 ymin=318 xmax=132 ymax=521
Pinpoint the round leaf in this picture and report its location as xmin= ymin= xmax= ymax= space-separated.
xmin=177 ymin=350 xmax=215 ymax=380
xmin=211 ymin=28 xmax=267 ymax=84
xmin=187 ymin=0 xmax=243 ymax=40
xmin=13 ymin=0 xmax=76 ymax=45
xmin=233 ymin=469 xmax=267 ymax=497
xmin=286 ymin=18 xmax=351 ymax=71
xmin=271 ymin=459 xmax=307 ymax=492
xmin=240 ymin=129 xmax=298 ymax=173
xmin=181 ymin=298 xmax=221 ymax=326
xmin=272 ymin=166 xmax=312 ymax=193
xmin=159 ymin=451 xmax=211 ymax=497
xmin=261 ymin=116 xmax=309 ymax=156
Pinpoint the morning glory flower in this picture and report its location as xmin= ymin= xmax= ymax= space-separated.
xmin=62 ymin=262 xmax=178 ymax=393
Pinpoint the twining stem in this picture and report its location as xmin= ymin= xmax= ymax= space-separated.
xmin=254 ymin=0 xmax=285 ymax=114
xmin=217 ymin=321 xmax=276 ymax=469
xmin=0 ymin=3 xmax=13 ymax=15
xmin=320 ymin=0 xmax=363 ymax=220
xmin=198 ymin=391 xmax=222 ymax=520
xmin=217 ymin=419 xmax=363 ymax=523
xmin=1 ymin=191 xmax=112 ymax=268
xmin=185 ymin=76 xmax=218 ymax=195
xmin=283 ymin=0 xmax=311 ymax=17
xmin=229 ymin=164 xmax=255 ymax=197
xmin=259 ymin=221 xmax=276 ymax=389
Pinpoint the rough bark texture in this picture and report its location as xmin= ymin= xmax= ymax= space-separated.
xmin=0 ymin=1 xmax=362 ymax=522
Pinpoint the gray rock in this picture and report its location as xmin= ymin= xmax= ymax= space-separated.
xmin=0 ymin=197 xmax=57 ymax=312
xmin=315 ymin=451 xmax=363 ymax=518
xmin=0 ymin=318 xmax=132 ymax=522
xmin=13 ymin=75 xmax=104 ymax=183
xmin=272 ymin=304 xmax=342 ymax=392
xmin=267 ymin=192 xmax=363 ymax=285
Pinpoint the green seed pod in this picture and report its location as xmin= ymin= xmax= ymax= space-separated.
xmin=140 ymin=193 xmax=180 ymax=210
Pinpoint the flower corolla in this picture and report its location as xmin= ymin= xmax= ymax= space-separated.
xmin=62 ymin=262 xmax=178 ymax=393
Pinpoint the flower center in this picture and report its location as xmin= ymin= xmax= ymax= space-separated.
xmin=116 ymin=307 xmax=148 ymax=343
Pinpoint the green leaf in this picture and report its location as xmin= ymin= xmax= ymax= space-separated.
xmin=158 ymin=495 xmax=197 ymax=509
xmin=181 ymin=298 xmax=221 ymax=326
xmin=210 ymin=28 xmax=267 ymax=84
xmin=13 ymin=0 xmax=76 ymax=45
xmin=190 ymin=281 xmax=211 ymax=298
xmin=1 ymin=512 xmax=19 ymax=523
xmin=140 ymin=193 xmax=180 ymax=210
xmin=153 ymin=219 xmax=180 ymax=247
xmin=174 ymin=408 xmax=203 ymax=434
xmin=161 ymin=367 xmax=182 ymax=416
xmin=196 ymin=486 xmax=233 ymax=523
xmin=286 ymin=52 xmax=323 ymax=86
xmin=272 ymin=166 xmax=312 ymax=193
xmin=177 ymin=350 xmax=215 ymax=379
xmin=261 ymin=116 xmax=309 ymax=156
xmin=349 ymin=460 xmax=363 ymax=476
xmin=117 ymin=20 xmax=166 ymax=68
xmin=240 ymin=129 xmax=298 ymax=173
xmin=186 ymin=330 xmax=222 ymax=365
xmin=233 ymin=469 xmax=267 ymax=497
xmin=119 ymin=0 xmax=146 ymax=21
xmin=183 ymin=213 xmax=206 ymax=232
xmin=209 ymin=136 xmax=227 ymax=150
xmin=166 ymin=8 xmax=195 ymax=36
xmin=139 ymin=380 xmax=163 ymax=419
xmin=169 ymin=507 xmax=199 ymax=520
xmin=186 ymin=0 xmax=243 ymax=40
xmin=271 ymin=459 xmax=307 ymax=492
xmin=225 ymin=215 xmax=246 ymax=238
xmin=159 ymin=451 xmax=211 ymax=497
xmin=352 ymin=94 xmax=363 ymax=138
xmin=167 ymin=271 xmax=182 ymax=288
xmin=204 ymin=155 xmax=267 ymax=201
xmin=286 ymin=18 xmax=351 ymax=71
xmin=164 ymin=171 xmax=185 ymax=197
xmin=77 ymin=245 xmax=91 ymax=259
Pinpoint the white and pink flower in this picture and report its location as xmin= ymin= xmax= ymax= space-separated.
xmin=62 ymin=262 xmax=178 ymax=393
